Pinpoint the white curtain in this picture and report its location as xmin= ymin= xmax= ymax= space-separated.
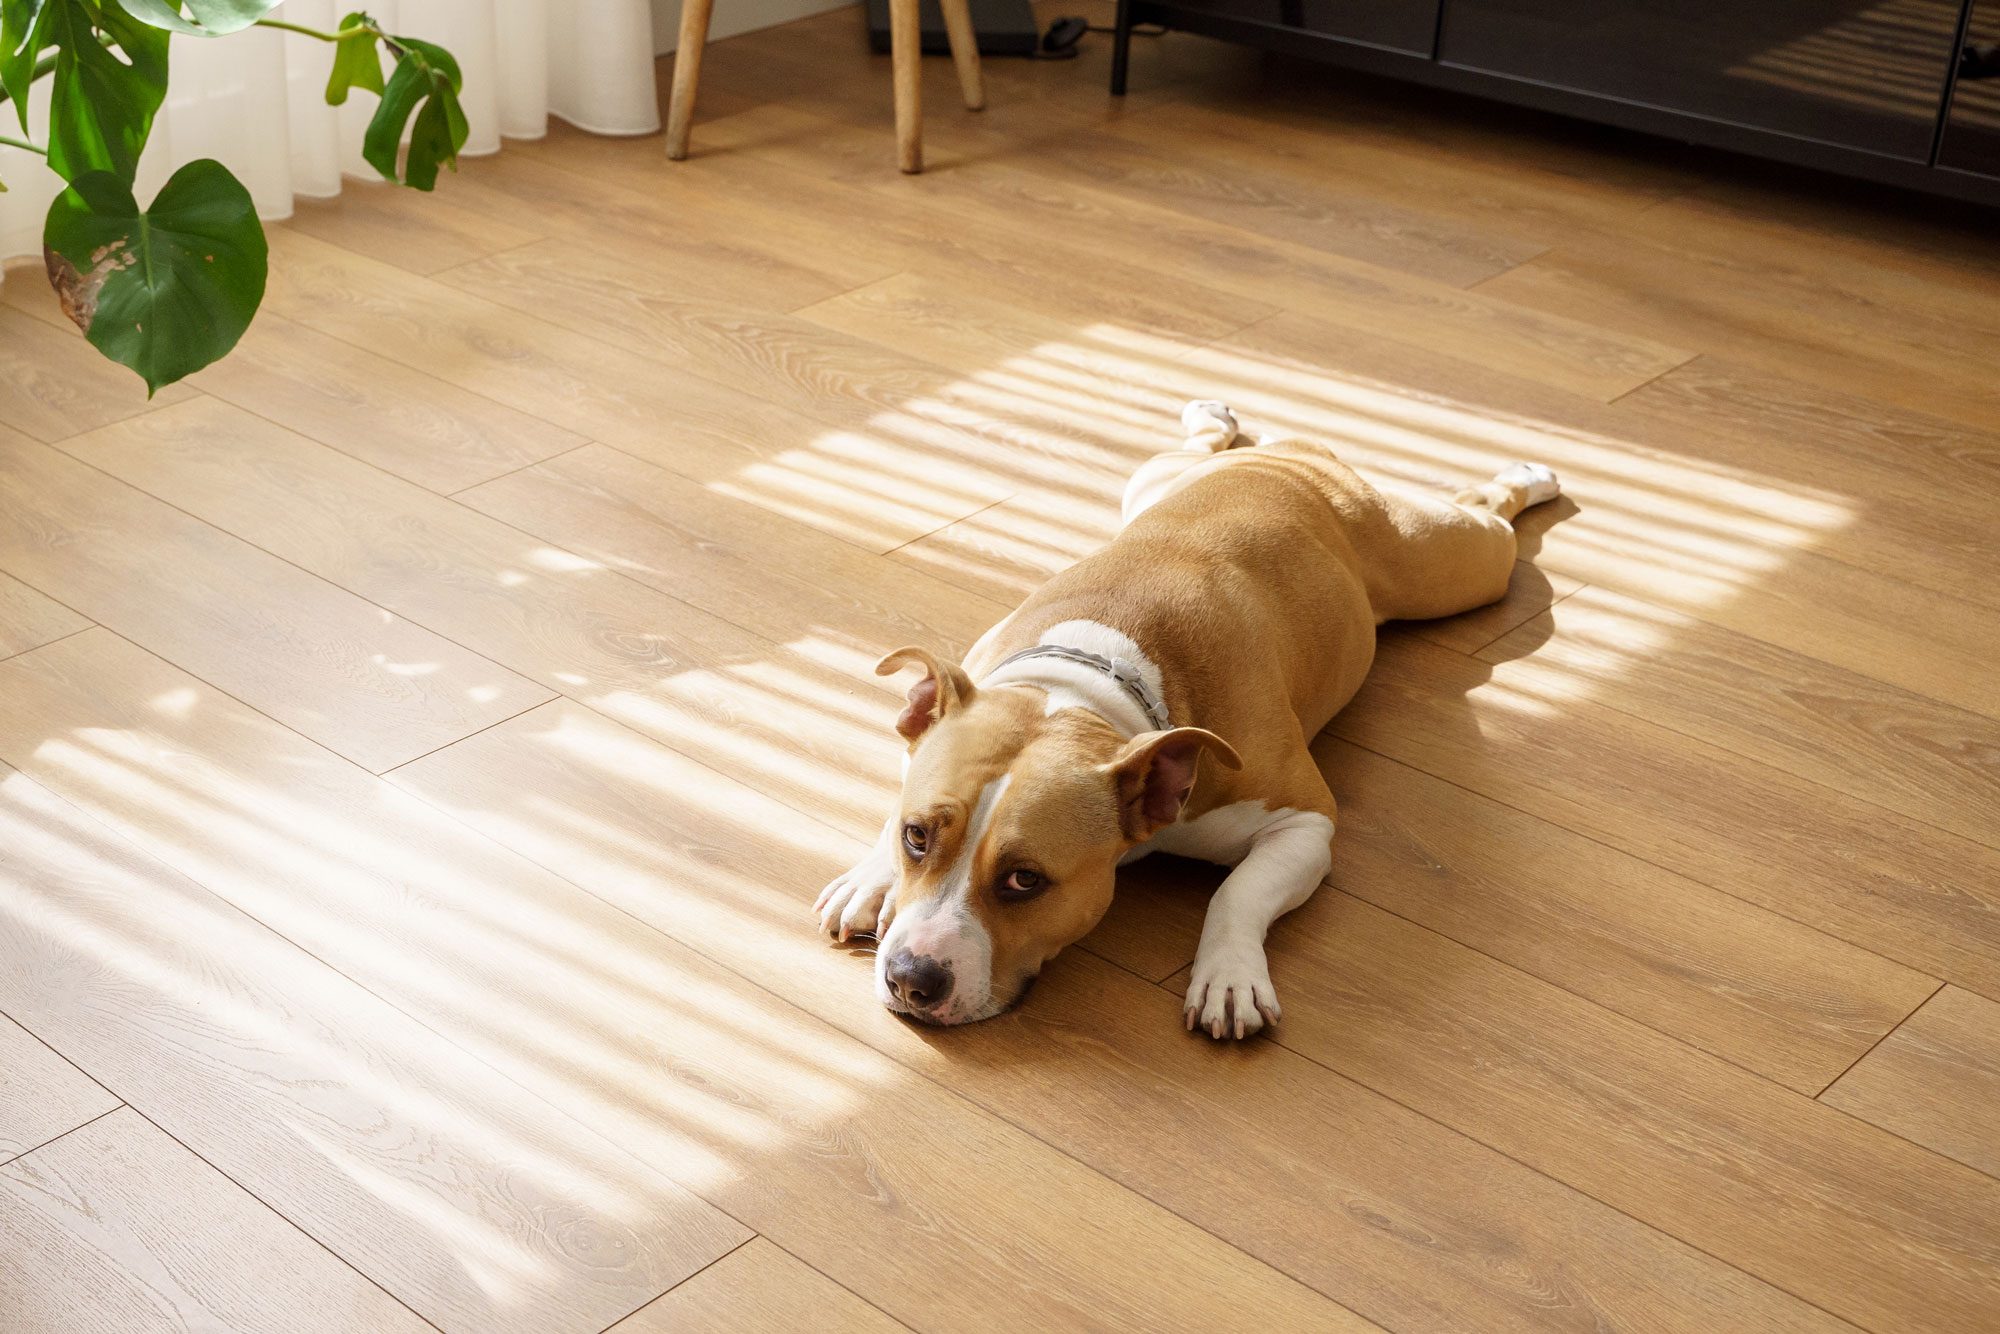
xmin=0 ymin=0 xmax=658 ymax=263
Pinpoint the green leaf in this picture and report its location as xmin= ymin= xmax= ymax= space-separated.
xmin=43 ymin=158 xmax=267 ymax=393
xmin=2 ymin=0 xmax=51 ymax=133
xmin=113 ymin=0 xmax=280 ymax=37
xmin=46 ymin=0 xmax=168 ymax=183
xmin=402 ymin=64 xmax=464 ymax=189
xmin=323 ymin=11 xmax=379 ymax=105
xmin=361 ymin=33 xmax=464 ymax=190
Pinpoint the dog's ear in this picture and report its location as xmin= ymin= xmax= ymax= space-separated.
xmin=1103 ymin=727 xmax=1242 ymax=838
xmin=875 ymin=647 xmax=976 ymax=743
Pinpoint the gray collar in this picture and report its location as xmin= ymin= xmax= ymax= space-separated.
xmin=986 ymin=644 xmax=1170 ymax=732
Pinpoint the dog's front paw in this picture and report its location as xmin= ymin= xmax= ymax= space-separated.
xmin=816 ymin=858 xmax=897 ymax=942
xmin=1184 ymin=944 xmax=1281 ymax=1040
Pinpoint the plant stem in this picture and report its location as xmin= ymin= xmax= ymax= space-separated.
xmin=254 ymin=18 xmax=379 ymax=42
xmin=0 ymin=133 xmax=45 ymax=154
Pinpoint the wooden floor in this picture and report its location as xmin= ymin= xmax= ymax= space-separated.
xmin=4 ymin=6 xmax=2000 ymax=1330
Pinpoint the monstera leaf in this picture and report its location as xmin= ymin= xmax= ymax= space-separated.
xmin=362 ymin=34 xmax=464 ymax=190
xmin=45 ymin=0 xmax=168 ymax=182
xmin=44 ymin=158 xmax=267 ymax=393
xmin=1 ymin=0 xmax=50 ymax=133
xmin=114 ymin=0 xmax=281 ymax=36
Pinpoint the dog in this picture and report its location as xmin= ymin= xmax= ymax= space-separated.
xmin=816 ymin=401 xmax=1560 ymax=1038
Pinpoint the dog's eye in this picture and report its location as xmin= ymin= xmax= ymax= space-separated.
xmin=902 ymin=823 xmax=928 ymax=859
xmin=998 ymin=868 xmax=1045 ymax=901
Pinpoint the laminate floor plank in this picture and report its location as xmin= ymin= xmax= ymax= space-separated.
xmin=1165 ymin=893 xmax=2000 ymax=1333
xmin=1404 ymin=560 xmax=1583 ymax=654
xmin=283 ymin=178 xmax=544 ymax=277
xmin=1620 ymin=355 xmax=2000 ymax=545
xmin=1030 ymin=124 xmax=1548 ymax=287
xmin=0 ymin=427 xmax=551 ymax=773
xmin=0 ymin=1012 xmax=119 ymax=1166
xmin=890 ymin=491 xmax=1123 ymax=608
xmin=1334 ymin=634 xmax=2000 ymax=999
xmin=1311 ymin=737 xmax=1938 ymax=1094
xmin=457 ymin=444 xmax=1010 ymax=658
xmin=840 ymin=135 xmax=1692 ymax=402
xmin=607 ymin=1239 xmax=905 ymax=1334
xmin=1475 ymin=227 xmax=2000 ymax=431
xmin=60 ymin=396 xmax=904 ymax=831
xmin=261 ymin=228 xmax=1008 ymax=552
xmin=1107 ymin=98 xmax=1666 ymax=252
xmin=0 ymin=1108 xmax=429 ymax=1334
xmin=1822 ymin=986 xmax=2000 ymax=1179
xmin=436 ymin=239 xmax=1151 ymax=507
xmin=438 ymin=149 xmax=897 ymax=312
xmin=500 ymin=121 xmax=1271 ymax=346
xmin=1482 ymin=585 xmax=2000 ymax=849
xmin=0 ymin=746 xmax=745 ymax=1333
xmin=189 ymin=310 xmax=588 ymax=496
xmin=0 ymin=570 xmax=89 ymax=662
xmin=1113 ymin=90 xmax=1698 ymax=232
xmin=0 ymin=305 xmax=192 ymax=444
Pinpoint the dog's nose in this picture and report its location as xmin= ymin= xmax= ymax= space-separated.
xmin=885 ymin=949 xmax=953 ymax=1009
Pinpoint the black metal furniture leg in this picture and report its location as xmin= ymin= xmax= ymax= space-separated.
xmin=1110 ymin=0 xmax=1133 ymax=94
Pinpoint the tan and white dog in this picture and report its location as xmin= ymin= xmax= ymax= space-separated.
xmin=816 ymin=401 xmax=1560 ymax=1038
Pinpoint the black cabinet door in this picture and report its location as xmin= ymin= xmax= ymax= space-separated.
xmin=1158 ymin=0 xmax=1441 ymax=55
xmin=1942 ymin=0 xmax=2000 ymax=176
xmin=1439 ymin=0 xmax=1965 ymax=160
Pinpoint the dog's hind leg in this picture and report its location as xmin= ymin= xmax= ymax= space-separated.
xmin=1122 ymin=400 xmax=1256 ymax=525
xmin=1358 ymin=463 xmax=1562 ymax=622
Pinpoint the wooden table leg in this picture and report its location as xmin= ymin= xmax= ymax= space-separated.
xmin=665 ymin=0 xmax=716 ymax=160
xmin=889 ymin=0 xmax=923 ymax=172
xmin=938 ymin=0 xmax=986 ymax=111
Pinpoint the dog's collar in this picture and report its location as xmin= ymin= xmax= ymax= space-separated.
xmin=985 ymin=644 xmax=1170 ymax=732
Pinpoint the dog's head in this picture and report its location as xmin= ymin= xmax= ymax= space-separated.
xmin=871 ymin=647 xmax=1239 ymax=1024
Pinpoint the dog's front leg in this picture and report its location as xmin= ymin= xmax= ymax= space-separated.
xmin=1185 ymin=809 xmax=1335 ymax=1039
xmin=816 ymin=816 xmax=900 ymax=942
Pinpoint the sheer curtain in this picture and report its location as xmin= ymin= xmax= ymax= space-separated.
xmin=0 ymin=0 xmax=658 ymax=263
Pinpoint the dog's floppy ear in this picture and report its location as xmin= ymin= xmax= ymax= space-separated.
xmin=875 ymin=647 xmax=976 ymax=743
xmin=1103 ymin=727 xmax=1242 ymax=838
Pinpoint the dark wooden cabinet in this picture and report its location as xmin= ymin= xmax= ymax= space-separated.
xmin=1151 ymin=0 xmax=1441 ymax=55
xmin=1111 ymin=0 xmax=2000 ymax=205
xmin=1942 ymin=0 xmax=2000 ymax=178
xmin=1440 ymin=0 xmax=1962 ymax=161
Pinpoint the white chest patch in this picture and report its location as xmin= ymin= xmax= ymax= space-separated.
xmin=1132 ymin=800 xmax=1306 ymax=867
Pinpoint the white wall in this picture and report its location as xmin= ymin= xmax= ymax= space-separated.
xmin=650 ymin=0 xmax=856 ymax=53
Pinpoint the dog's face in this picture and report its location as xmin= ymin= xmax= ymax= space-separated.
xmin=872 ymin=647 xmax=1238 ymax=1024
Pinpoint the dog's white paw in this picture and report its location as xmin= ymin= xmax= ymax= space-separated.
xmin=1180 ymin=399 xmax=1240 ymax=453
xmin=816 ymin=856 xmax=897 ymax=942
xmin=1496 ymin=461 xmax=1561 ymax=507
xmin=1184 ymin=942 xmax=1281 ymax=1040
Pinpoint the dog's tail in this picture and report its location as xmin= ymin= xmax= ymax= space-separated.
xmin=1180 ymin=400 xmax=1244 ymax=453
